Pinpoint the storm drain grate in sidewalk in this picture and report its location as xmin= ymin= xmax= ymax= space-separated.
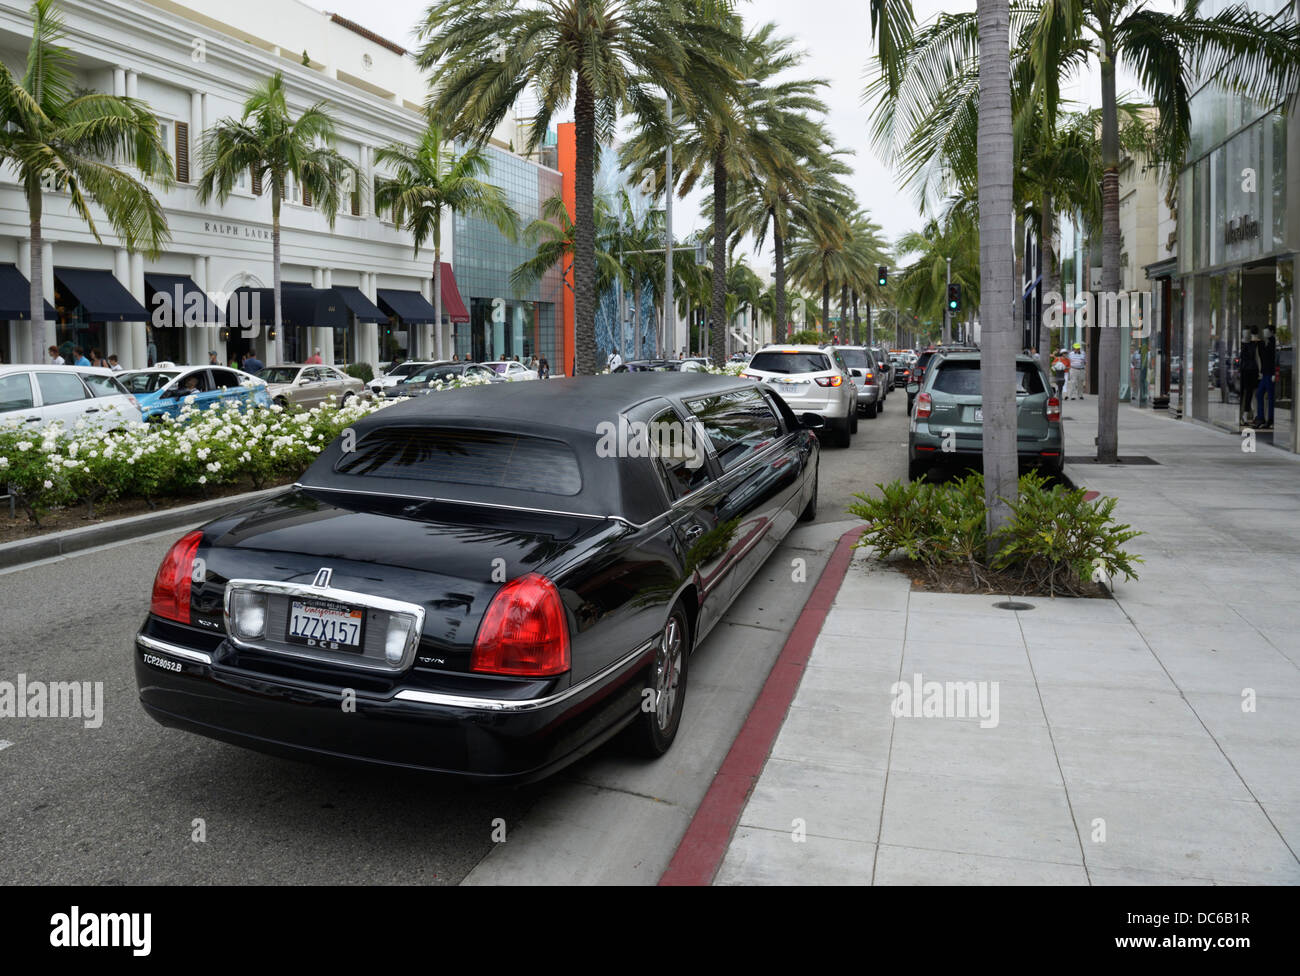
xmin=1069 ymin=455 xmax=1160 ymax=465
xmin=993 ymin=601 xmax=1035 ymax=611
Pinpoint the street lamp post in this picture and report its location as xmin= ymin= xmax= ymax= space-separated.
xmin=945 ymin=256 xmax=952 ymax=345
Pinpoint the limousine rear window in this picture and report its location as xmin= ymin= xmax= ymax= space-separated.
xmin=333 ymin=427 xmax=583 ymax=496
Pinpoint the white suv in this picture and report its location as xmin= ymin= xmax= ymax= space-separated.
xmin=0 ymin=364 xmax=143 ymax=434
xmin=742 ymin=345 xmax=857 ymax=446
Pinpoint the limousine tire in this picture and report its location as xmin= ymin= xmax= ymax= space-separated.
xmin=627 ymin=601 xmax=691 ymax=758
xmin=799 ymin=465 xmax=818 ymax=522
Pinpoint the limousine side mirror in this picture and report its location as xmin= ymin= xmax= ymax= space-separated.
xmin=905 ymin=382 xmax=920 ymax=395
xmin=799 ymin=413 xmax=825 ymax=429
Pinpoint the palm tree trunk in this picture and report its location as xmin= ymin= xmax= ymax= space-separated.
xmin=28 ymin=189 xmax=47 ymax=363
xmin=633 ymin=274 xmax=642 ymax=359
xmin=272 ymin=187 xmax=283 ymax=365
xmin=1098 ymin=47 xmax=1121 ymax=462
xmin=977 ymin=0 xmax=1018 ymax=552
xmin=573 ymin=74 xmax=597 ymax=375
xmin=1041 ymin=193 xmax=1056 ymax=376
xmin=852 ymin=290 xmax=860 ymax=346
xmin=821 ymin=278 xmax=830 ymax=334
xmin=709 ymin=150 xmax=727 ymax=365
xmin=840 ymin=283 xmax=849 ymax=343
xmin=773 ymin=221 xmax=787 ymax=343
xmin=434 ymin=211 xmax=444 ymax=361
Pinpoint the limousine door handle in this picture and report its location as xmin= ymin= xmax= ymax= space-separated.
xmin=681 ymin=523 xmax=706 ymax=543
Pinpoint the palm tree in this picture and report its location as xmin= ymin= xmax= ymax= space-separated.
xmin=416 ymin=0 xmax=733 ymax=375
xmin=197 ymin=71 xmax=357 ymax=364
xmin=0 ymin=0 xmax=172 ymax=363
xmin=374 ymin=123 xmax=518 ymax=361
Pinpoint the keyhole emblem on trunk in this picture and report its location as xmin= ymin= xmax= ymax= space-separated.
xmin=312 ymin=568 xmax=333 ymax=589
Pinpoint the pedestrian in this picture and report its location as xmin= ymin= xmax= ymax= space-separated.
xmin=48 ymin=345 xmax=65 ymax=365
xmin=305 ymin=347 xmax=323 ymax=365
xmin=1051 ymin=349 xmax=1069 ymax=400
xmin=1255 ymin=328 xmax=1276 ymax=430
xmin=1240 ymin=330 xmax=1261 ymax=427
xmin=88 ymin=348 xmax=106 ymax=368
xmin=208 ymin=350 xmax=220 ymax=366
xmin=145 ymin=327 xmax=157 ymax=367
xmin=1067 ymin=342 xmax=1086 ymax=399
xmin=107 ymin=354 xmax=122 ymax=371
xmin=538 ymin=357 xmax=550 ymax=380
xmin=242 ymin=349 xmax=264 ymax=373
xmin=72 ymin=346 xmax=91 ymax=367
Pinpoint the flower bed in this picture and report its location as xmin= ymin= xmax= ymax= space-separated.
xmin=1 ymin=396 xmax=395 ymax=527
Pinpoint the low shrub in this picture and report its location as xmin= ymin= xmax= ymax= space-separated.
xmin=850 ymin=471 xmax=1142 ymax=597
xmin=343 ymin=362 xmax=374 ymax=384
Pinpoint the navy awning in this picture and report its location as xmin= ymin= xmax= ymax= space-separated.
xmin=333 ymin=285 xmax=386 ymax=323
xmin=144 ymin=273 xmax=220 ymax=325
xmin=0 ymin=263 xmax=55 ymax=320
xmin=226 ymin=284 xmax=351 ymax=329
xmin=377 ymin=288 xmax=437 ymax=325
xmin=54 ymin=267 xmax=148 ymax=321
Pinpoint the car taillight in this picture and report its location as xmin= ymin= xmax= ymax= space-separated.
xmin=814 ymin=375 xmax=843 ymax=387
xmin=1046 ymin=396 xmax=1061 ymax=422
xmin=915 ymin=392 xmax=933 ymax=419
xmin=472 ymin=573 xmax=570 ymax=677
xmin=864 ymin=371 xmax=874 ymax=380
xmin=150 ymin=530 xmax=203 ymax=624
xmin=741 ymin=373 xmax=759 ymax=381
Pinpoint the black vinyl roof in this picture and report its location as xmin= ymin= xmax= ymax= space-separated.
xmin=300 ymin=374 xmax=756 ymax=522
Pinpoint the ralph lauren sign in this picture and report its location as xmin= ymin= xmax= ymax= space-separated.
xmin=203 ymin=220 xmax=272 ymax=240
xmin=1225 ymin=215 xmax=1260 ymax=245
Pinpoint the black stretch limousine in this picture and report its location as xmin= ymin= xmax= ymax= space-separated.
xmin=135 ymin=374 xmax=821 ymax=783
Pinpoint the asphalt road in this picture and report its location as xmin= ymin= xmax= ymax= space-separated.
xmin=0 ymin=394 xmax=910 ymax=885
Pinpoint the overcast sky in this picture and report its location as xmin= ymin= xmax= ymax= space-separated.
xmin=313 ymin=0 xmax=1175 ymax=260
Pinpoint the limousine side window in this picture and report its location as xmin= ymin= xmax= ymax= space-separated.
xmin=648 ymin=408 xmax=711 ymax=501
xmin=686 ymin=389 xmax=782 ymax=472
xmin=80 ymin=373 xmax=130 ymax=398
xmin=0 ymin=372 xmax=35 ymax=412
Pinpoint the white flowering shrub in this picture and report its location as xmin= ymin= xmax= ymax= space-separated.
xmin=0 ymin=395 xmax=395 ymax=525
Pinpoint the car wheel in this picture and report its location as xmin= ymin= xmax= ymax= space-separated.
xmin=626 ymin=602 xmax=691 ymax=757
xmin=850 ymin=410 xmax=859 ymax=434
xmin=798 ymin=463 xmax=818 ymax=522
xmin=908 ymin=457 xmax=929 ymax=482
xmin=865 ymin=399 xmax=878 ymax=419
xmin=834 ymin=417 xmax=851 ymax=448
xmin=275 ymin=396 xmax=289 ymax=409
xmin=341 ymin=392 xmax=355 ymax=407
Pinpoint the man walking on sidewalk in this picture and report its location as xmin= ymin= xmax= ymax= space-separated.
xmin=1067 ymin=342 xmax=1086 ymax=399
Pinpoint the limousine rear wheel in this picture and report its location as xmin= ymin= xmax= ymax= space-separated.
xmin=799 ymin=464 xmax=818 ymax=522
xmin=628 ymin=602 xmax=691 ymax=757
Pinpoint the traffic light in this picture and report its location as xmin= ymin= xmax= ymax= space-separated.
xmin=947 ymin=283 xmax=961 ymax=311
xmin=877 ymin=265 xmax=888 ymax=287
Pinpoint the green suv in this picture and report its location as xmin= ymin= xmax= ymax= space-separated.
xmin=907 ymin=352 xmax=1064 ymax=481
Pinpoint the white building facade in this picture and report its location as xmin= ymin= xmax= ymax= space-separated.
xmin=0 ymin=0 xmax=543 ymax=370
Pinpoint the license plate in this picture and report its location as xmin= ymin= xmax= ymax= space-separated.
xmin=776 ymin=382 xmax=801 ymax=396
xmin=973 ymin=408 xmax=984 ymax=422
xmin=286 ymin=599 xmax=365 ymax=651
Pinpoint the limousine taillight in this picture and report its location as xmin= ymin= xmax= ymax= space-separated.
xmin=150 ymin=530 xmax=203 ymax=624
xmin=472 ymin=573 xmax=571 ymax=677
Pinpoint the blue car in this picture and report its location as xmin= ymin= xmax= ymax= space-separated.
xmin=118 ymin=365 xmax=272 ymax=421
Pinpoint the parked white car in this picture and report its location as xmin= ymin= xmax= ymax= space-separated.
xmin=483 ymin=361 xmax=539 ymax=381
xmin=741 ymin=345 xmax=858 ymax=447
xmin=0 ymin=364 xmax=143 ymax=434
xmin=370 ymin=360 xmax=444 ymax=396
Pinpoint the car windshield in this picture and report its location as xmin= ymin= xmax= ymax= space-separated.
xmin=119 ymin=371 xmax=179 ymax=394
xmin=386 ymin=363 xmax=422 ymax=377
xmin=930 ymin=361 xmax=1046 ymax=396
xmin=749 ymin=351 xmax=831 ymax=374
xmin=837 ymin=349 xmax=871 ymax=368
xmin=258 ymin=367 xmax=300 ymax=384
xmin=334 ymin=427 xmax=582 ymax=495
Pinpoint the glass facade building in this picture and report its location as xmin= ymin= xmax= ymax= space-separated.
xmin=1177 ymin=0 xmax=1298 ymax=450
xmin=453 ymin=146 xmax=563 ymax=368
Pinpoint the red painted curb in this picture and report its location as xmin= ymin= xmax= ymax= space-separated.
xmin=658 ymin=526 xmax=866 ymax=886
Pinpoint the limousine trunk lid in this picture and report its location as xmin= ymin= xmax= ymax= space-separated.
xmin=191 ymin=488 xmax=617 ymax=676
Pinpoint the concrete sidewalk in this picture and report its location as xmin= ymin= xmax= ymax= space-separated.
xmin=709 ymin=400 xmax=1300 ymax=885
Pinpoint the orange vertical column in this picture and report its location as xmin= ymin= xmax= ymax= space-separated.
xmin=558 ymin=121 xmax=576 ymax=376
